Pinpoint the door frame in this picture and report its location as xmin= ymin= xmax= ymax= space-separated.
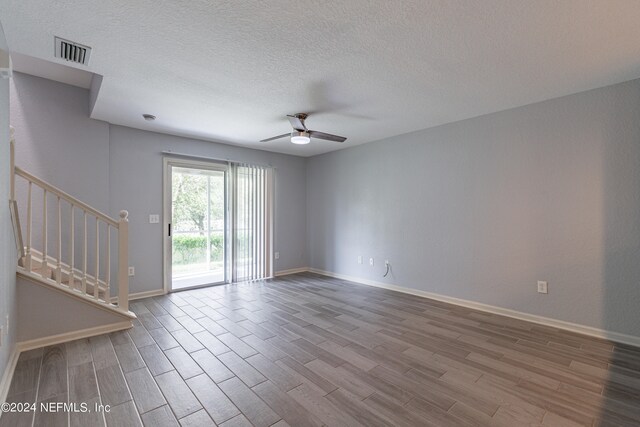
xmin=163 ymin=157 xmax=229 ymax=293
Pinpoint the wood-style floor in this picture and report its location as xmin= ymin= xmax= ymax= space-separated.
xmin=2 ymin=272 xmax=640 ymax=427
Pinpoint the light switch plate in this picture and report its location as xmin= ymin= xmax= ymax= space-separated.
xmin=537 ymin=281 xmax=548 ymax=294
xmin=149 ymin=214 xmax=160 ymax=224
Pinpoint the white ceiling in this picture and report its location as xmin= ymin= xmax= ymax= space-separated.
xmin=2 ymin=1 xmax=640 ymax=157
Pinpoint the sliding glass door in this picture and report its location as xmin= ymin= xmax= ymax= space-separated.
xmin=164 ymin=157 xmax=274 ymax=292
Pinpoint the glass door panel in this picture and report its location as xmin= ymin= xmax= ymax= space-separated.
xmin=170 ymin=165 xmax=226 ymax=290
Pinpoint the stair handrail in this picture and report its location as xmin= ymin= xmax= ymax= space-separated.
xmin=14 ymin=167 xmax=118 ymax=227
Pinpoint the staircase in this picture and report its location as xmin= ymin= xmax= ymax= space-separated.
xmin=9 ymin=127 xmax=134 ymax=318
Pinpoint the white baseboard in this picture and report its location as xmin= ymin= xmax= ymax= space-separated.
xmin=129 ymin=289 xmax=166 ymax=300
xmin=275 ymin=267 xmax=309 ymax=277
xmin=0 ymin=346 xmax=20 ymax=406
xmin=17 ymin=320 xmax=133 ymax=353
xmin=308 ymin=268 xmax=640 ymax=348
xmin=111 ymin=289 xmax=166 ymax=304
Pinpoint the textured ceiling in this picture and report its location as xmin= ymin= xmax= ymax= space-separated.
xmin=2 ymin=1 xmax=640 ymax=157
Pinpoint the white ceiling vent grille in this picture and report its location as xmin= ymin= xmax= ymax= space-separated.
xmin=54 ymin=37 xmax=91 ymax=65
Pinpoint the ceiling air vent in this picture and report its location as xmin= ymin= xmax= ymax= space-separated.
xmin=54 ymin=36 xmax=91 ymax=65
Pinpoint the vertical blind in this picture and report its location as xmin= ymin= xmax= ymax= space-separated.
xmin=230 ymin=163 xmax=274 ymax=282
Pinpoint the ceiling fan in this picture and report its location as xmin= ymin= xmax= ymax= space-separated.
xmin=260 ymin=113 xmax=347 ymax=145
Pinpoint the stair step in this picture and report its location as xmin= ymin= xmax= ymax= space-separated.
xmin=16 ymin=249 xmax=131 ymax=318
xmin=30 ymin=267 xmax=55 ymax=280
xmin=61 ymin=280 xmax=108 ymax=299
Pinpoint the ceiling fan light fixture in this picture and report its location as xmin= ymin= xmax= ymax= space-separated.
xmin=291 ymin=131 xmax=310 ymax=145
xmin=260 ymin=113 xmax=345 ymax=144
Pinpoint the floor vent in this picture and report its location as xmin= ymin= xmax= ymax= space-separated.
xmin=54 ymin=37 xmax=91 ymax=65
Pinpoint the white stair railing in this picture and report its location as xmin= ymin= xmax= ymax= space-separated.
xmin=9 ymin=128 xmax=130 ymax=313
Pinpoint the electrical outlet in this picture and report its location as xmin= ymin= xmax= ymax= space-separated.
xmin=128 ymin=266 xmax=135 ymax=276
xmin=369 ymin=257 xmax=374 ymax=266
xmin=274 ymin=252 xmax=280 ymax=260
xmin=537 ymin=281 xmax=548 ymax=294
xmin=357 ymin=256 xmax=362 ymax=264
xmin=149 ymin=214 xmax=159 ymax=224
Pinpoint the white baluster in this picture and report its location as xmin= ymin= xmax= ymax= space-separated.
xmin=42 ymin=189 xmax=48 ymax=279
xmin=56 ymin=196 xmax=62 ymax=284
xmin=106 ymin=224 xmax=111 ymax=300
xmin=82 ymin=211 xmax=87 ymax=294
xmin=95 ymin=219 xmax=100 ymax=300
xmin=26 ymin=181 xmax=32 ymax=271
xmin=69 ymin=204 xmax=75 ymax=289
xmin=118 ymin=210 xmax=129 ymax=312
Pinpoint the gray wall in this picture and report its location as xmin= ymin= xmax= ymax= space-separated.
xmin=11 ymin=73 xmax=110 ymax=280
xmin=0 ymin=22 xmax=17 ymax=386
xmin=10 ymin=72 xmax=110 ymax=211
xmin=9 ymin=73 xmax=308 ymax=295
xmin=307 ymin=78 xmax=640 ymax=337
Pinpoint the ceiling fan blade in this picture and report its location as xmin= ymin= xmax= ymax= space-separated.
xmin=308 ymin=130 xmax=346 ymax=143
xmin=260 ymin=133 xmax=290 ymax=143
xmin=287 ymin=115 xmax=307 ymax=131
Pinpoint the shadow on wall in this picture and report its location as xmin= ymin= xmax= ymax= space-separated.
xmin=598 ymin=88 xmax=640 ymax=425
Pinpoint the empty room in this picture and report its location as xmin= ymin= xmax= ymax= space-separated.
xmin=1 ymin=1 xmax=639 ymax=426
